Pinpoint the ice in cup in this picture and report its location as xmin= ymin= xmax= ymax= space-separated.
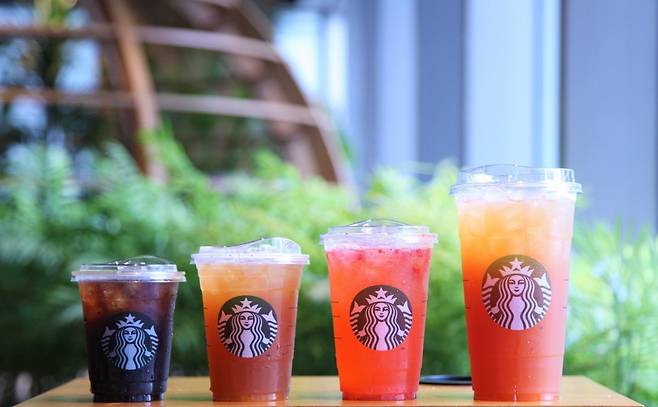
xmin=451 ymin=165 xmax=581 ymax=401
xmin=71 ymin=256 xmax=185 ymax=402
xmin=191 ymin=238 xmax=308 ymax=401
xmin=321 ymin=220 xmax=437 ymax=400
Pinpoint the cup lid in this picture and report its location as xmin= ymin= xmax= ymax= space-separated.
xmin=191 ymin=237 xmax=310 ymax=265
xmin=450 ymin=164 xmax=582 ymax=194
xmin=320 ymin=219 xmax=437 ymax=248
xmin=71 ymin=255 xmax=186 ymax=282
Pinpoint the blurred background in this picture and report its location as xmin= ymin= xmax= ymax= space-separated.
xmin=0 ymin=0 xmax=657 ymax=405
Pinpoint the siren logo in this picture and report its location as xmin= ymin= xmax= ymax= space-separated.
xmin=101 ymin=313 xmax=158 ymax=370
xmin=350 ymin=285 xmax=413 ymax=351
xmin=218 ymin=296 xmax=278 ymax=358
xmin=482 ymin=255 xmax=552 ymax=330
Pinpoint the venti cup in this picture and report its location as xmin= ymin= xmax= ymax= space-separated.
xmin=321 ymin=220 xmax=437 ymax=400
xmin=451 ymin=165 xmax=581 ymax=401
xmin=192 ymin=238 xmax=308 ymax=401
xmin=72 ymin=256 xmax=185 ymax=402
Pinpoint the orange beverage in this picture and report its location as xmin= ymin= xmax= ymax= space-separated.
xmin=452 ymin=165 xmax=580 ymax=401
xmin=192 ymin=238 xmax=308 ymax=401
xmin=321 ymin=220 xmax=436 ymax=400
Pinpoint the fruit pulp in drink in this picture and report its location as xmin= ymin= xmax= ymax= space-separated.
xmin=325 ymin=247 xmax=432 ymax=400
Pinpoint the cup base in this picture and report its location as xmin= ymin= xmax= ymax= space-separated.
xmin=474 ymin=392 xmax=559 ymax=402
xmin=93 ymin=392 xmax=164 ymax=402
xmin=342 ymin=392 xmax=416 ymax=401
xmin=212 ymin=392 xmax=286 ymax=402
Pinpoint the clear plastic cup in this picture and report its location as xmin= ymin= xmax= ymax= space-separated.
xmin=71 ymin=256 xmax=186 ymax=402
xmin=321 ymin=220 xmax=437 ymax=400
xmin=191 ymin=238 xmax=308 ymax=401
xmin=451 ymin=165 xmax=581 ymax=401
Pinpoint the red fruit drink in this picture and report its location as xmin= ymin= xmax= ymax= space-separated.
xmin=321 ymin=220 xmax=437 ymax=400
xmin=451 ymin=165 xmax=580 ymax=401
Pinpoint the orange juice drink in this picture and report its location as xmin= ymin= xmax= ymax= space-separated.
xmin=191 ymin=238 xmax=308 ymax=401
xmin=321 ymin=220 xmax=437 ymax=400
xmin=451 ymin=165 xmax=580 ymax=401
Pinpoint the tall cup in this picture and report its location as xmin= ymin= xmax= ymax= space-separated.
xmin=72 ymin=256 xmax=185 ymax=402
xmin=451 ymin=165 xmax=581 ymax=401
xmin=192 ymin=238 xmax=308 ymax=401
xmin=321 ymin=220 xmax=437 ymax=400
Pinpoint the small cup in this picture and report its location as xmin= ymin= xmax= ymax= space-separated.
xmin=72 ymin=256 xmax=185 ymax=402
xmin=321 ymin=219 xmax=437 ymax=400
xmin=192 ymin=238 xmax=308 ymax=401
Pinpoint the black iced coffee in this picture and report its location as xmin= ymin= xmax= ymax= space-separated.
xmin=72 ymin=256 xmax=185 ymax=402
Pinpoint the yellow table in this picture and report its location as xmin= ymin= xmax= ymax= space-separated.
xmin=17 ymin=376 xmax=643 ymax=406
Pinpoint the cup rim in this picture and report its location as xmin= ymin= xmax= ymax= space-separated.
xmin=71 ymin=255 xmax=186 ymax=282
xmin=450 ymin=164 xmax=582 ymax=195
xmin=320 ymin=219 xmax=438 ymax=248
xmin=191 ymin=237 xmax=310 ymax=265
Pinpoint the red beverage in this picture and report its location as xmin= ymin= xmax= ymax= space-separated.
xmin=192 ymin=238 xmax=308 ymax=401
xmin=72 ymin=256 xmax=185 ymax=402
xmin=321 ymin=220 xmax=436 ymax=400
xmin=451 ymin=165 xmax=580 ymax=401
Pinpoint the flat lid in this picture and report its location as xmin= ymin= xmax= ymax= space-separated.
xmin=191 ymin=237 xmax=309 ymax=265
xmin=71 ymin=255 xmax=185 ymax=282
xmin=450 ymin=164 xmax=582 ymax=194
xmin=321 ymin=219 xmax=437 ymax=247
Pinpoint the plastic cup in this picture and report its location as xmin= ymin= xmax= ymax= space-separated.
xmin=451 ymin=165 xmax=581 ymax=401
xmin=71 ymin=256 xmax=185 ymax=402
xmin=191 ymin=238 xmax=308 ymax=401
xmin=321 ymin=220 xmax=437 ymax=400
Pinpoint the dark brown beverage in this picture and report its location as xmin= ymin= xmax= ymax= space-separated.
xmin=72 ymin=257 xmax=185 ymax=402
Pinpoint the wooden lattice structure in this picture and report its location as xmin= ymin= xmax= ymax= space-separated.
xmin=0 ymin=0 xmax=349 ymax=184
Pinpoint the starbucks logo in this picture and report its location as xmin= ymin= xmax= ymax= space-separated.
xmin=350 ymin=285 xmax=413 ymax=351
xmin=218 ymin=296 xmax=278 ymax=358
xmin=101 ymin=313 xmax=158 ymax=370
xmin=482 ymin=255 xmax=552 ymax=330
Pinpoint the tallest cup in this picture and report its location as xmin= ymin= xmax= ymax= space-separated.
xmin=451 ymin=165 xmax=581 ymax=401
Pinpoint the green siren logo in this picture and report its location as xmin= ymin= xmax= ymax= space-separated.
xmin=482 ymin=255 xmax=552 ymax=330
xmin=218 ymin=296 xmax=278 ymax=358
xmin=101 ymin=313 xmax=158 ymax=370
xmin=350 ymin=285 xmax=413 ymax=351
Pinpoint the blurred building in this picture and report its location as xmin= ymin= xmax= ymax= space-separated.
xmin=273 ymin=0 xmax=658 ymax=229
xmin=0 ymin=0 xmax=656 ymax=227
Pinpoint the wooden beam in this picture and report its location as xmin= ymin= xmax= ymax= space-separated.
xmin=0 ymin=87 xmax=132 ymax=108
xmin=0 ymin=87 xmax=331 ymax=128
xmin=136 ymin=26 xmax=280 ymax=61
xmin=103 ymin=0 xmax=164 ymax=179
xmin=0 ymin=24 xmax=280 ymax=61
xmin=0 ymin=24 xmax=113 ymax=39
xmin=188 ymin=0 xmax=240 ymax=9
xmin=156 ymin=93 xmax=322 ymax=125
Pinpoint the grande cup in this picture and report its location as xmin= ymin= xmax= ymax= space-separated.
xmin=71 ymin=256 xmax=185 ymax=402
xmin=451 ymin=165 xmax=581 ymax=401
xmin=192 ymin=238 xmax=308 ymax=401
xmin=321 ymin=220 xmax=437 ymax=400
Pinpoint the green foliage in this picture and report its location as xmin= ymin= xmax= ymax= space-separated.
xmin=566 ymin=224 xmax=658 ymax=406
xmin=0 ymin=129 xmax=655 ymax=406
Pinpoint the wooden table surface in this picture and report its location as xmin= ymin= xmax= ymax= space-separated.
xmin=18 ymin=376 xmax=642 ymax=407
